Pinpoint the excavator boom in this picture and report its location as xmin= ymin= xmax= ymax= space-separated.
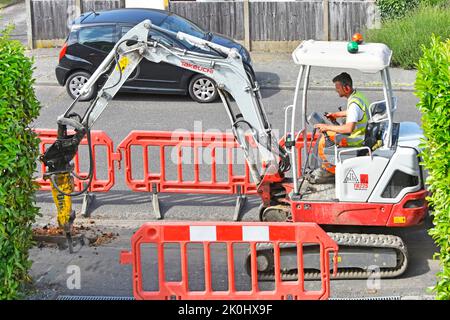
xmin=41 ymin=19 xmax=289 ymax=232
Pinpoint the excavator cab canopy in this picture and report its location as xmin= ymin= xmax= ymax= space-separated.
xmin=287 ymin=40 xmax=398 ymax=195
xmin=292 ymin=40 xmax=392 ymax=73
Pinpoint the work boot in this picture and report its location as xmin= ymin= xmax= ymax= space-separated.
xmin=307 ymin=168 xmax=335 ymax=184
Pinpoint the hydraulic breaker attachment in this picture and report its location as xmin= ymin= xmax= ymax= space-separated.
xmin=46 ymin=172 xmax=77 ymax=253
xmin=50 ymin=172 xmax=74 ymax=229
xmin=40 ymin=122 xmax=85 ymax=253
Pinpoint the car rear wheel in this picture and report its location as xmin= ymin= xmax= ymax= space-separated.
xmin=66 ymin=71 xmax=97 ymax=101
xmin=188 ymin=75 xmax=218 ymax=103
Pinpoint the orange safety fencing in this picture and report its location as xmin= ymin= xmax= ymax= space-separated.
xmin=117 ymin=131 xmax=257 ymax=195
xmin=120 ymin=221 xmax=338 ymax=300
xmin=35 ymin=128 xmax=121 ymax=192
xmin=35 ymin=129 xmax=318 ymax=218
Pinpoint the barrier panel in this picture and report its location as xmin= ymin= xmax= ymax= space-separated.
xmin=117 ymin=131 xmax=257 ymax=219
xmin=120 ymin=221 xmax=338 ymax=300
xmin=35 ymin=129 xmax=319 ymax=219
xmin=117 ymin=131 xmax=256 ymax=194
xmin=35 ymin=129 xmax=121 ymax=216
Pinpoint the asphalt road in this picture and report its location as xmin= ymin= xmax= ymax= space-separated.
xmin=33 ymin=85 xmax=425 ymax=220
xmin=29 ymin=85 xmax=439 ymax=300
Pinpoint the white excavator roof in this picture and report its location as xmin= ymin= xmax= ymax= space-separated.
xmin=292 ymin=40 xmax=392 ymax=73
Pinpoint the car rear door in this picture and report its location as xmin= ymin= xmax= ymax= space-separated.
xmin=71 ymin=24 xmax=117 ymax=74
xmin=119 ymin=25 xmax=189 ymax=93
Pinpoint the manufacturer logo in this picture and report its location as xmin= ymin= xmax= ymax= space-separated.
xmin=354 ymin=173 xmax=369 ymax=190
xmin=181 ymin=61 xmax=214 ymax=74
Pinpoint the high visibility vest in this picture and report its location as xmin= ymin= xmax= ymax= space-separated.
xmin=346 ymin=90 xmax=369 ymax=146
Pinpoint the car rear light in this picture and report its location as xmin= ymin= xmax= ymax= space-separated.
xmin=59 ymin=42 xmax=68 ymax=62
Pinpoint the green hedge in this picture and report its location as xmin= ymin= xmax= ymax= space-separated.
xmin=376 ymin=0 xmax=449 ymax=20
xmin=415 ymin=35 xmax=450 ymax=300
xmin=0 ymin=28 xmax=41 ymax=299
xmin=376 ymin=0 xmax=419 ymax=20
xmin=366 ymin=5 xmax=450 ymax=69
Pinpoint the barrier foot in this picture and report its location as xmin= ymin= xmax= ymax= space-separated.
xmin=152 ymin=184 xmax=162 ymax=220
xmin=233 ymin=187 xmax=247 ymax=221
xmin=81 ymin=193 xmax=96 ymax=218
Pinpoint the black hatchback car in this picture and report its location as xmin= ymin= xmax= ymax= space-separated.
xmin=56 ymin=8 xmax=253 ymax=103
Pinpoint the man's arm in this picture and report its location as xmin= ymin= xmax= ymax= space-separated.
xmin=318 ymin=102 xmax=362 ymax=134
xmin=327 ymin=110 xmax=347 ymax=119
xmin=314 ymin=122 xmax=356 ymax=134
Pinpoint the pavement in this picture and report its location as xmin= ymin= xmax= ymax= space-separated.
xmin=0 ymin=0 xmax=27 ymax=44
xmin=1 ymin=1 xmax=417 ymax=91
xmin=26 ymin=47 xmax=418 ymax=92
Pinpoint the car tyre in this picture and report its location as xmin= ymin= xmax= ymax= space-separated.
xmin=188 ymin=75 xmax=218 ymax=103
xmin=66 ymin=71 xmax=97 ymax=101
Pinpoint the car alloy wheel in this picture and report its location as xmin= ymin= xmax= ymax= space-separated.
xmin=189 ymin=75 xmax=218 ymax=103
xmin=66 ymin=71 xmax=96 ymax=101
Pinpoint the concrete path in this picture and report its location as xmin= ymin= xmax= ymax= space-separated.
xmin=2 ymin=1 xmax=418 ymax=90
xmin=27 ymin=47 xmax=418 ymax=91
xmin=0 ymin=0 xmax=27 ymax=45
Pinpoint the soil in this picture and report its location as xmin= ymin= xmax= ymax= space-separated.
xmin=32 ymin=223 xmax=119 ymax=248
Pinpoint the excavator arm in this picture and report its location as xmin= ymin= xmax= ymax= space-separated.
xmin=41 ymin=20 xmax=289 ymax=235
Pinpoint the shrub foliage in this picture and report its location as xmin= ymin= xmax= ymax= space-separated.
xmin=0 ymin=28 xmax=41 ymax=299
xmin=415 ymin=35 xmax=450 ymax=300
xmin=376 ymin=0 xmax=419 ymax=20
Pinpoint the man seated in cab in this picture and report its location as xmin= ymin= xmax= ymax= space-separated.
xmin=309 ymin=72 xmax=369 ymax=184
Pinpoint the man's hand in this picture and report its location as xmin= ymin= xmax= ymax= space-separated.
xmin=314 ymin=123 xmax=329 ymax=133
xmin=324 ymin=112 xmax=336 ymax=122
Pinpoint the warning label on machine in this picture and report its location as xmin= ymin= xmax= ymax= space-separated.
xmin=343 ymin=169 xmax=359 ymax=183
xmin=344 ymin=170 xmax=368 ymax=190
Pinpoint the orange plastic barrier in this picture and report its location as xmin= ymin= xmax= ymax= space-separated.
xmin=117 ymin=131 xmax=257 ymax=195
xmin=120 ymin=221 xmax=338 ymax=300
xmin=35 ymin=129 xmax=121 ymax=192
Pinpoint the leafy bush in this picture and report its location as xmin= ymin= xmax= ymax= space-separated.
xmin=376 ymin=0 xmax=419 ymax=20
xmin=420 ymin=0 xmax=450 ymax=7
xmin=415 ymin=35 xmax=450 ymax=300
xmin=366 ymin=5 xmax=450 ymax=69
xmin=0 ymin=27 xmax=41 ymax=299
xmin=376 ymin=0 xmax=449 ymax=20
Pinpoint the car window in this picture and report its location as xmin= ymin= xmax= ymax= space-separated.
xmin=121 ymin=26 xmax=180 ymax=48
xmin=78 ymin=25 xmax=115 ymax=52
xmin=159 ymin=15 xmax=206 ymax=49
xmin=160 ymin=15 xmax=205 ymax=38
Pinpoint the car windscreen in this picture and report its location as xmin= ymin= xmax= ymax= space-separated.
xmin=159 ymin=14 xmax=206 ymax=49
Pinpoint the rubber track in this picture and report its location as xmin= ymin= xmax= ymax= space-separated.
xmin=253 ymin=232 xmax=408 ymax=281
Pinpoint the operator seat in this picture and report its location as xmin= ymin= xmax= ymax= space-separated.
xmin=357 ymin=100 xmax=387 ymax=156
xmin=333 ymin=98 xmax=392 ymax=159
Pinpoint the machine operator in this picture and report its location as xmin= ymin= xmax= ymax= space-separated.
xmin=310 ymin=72 xmax=369 ymax=184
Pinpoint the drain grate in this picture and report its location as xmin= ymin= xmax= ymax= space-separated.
xmin=330 ymin=296 xmax=402 ymax=301
xmin=57 ymin=295 xmax=135 ymax=301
